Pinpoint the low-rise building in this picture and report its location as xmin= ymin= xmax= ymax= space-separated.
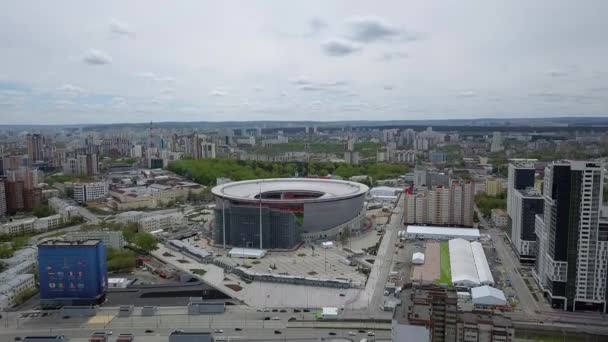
xmin=74 ymin=182 xmax=108 ymax=203
xmin=484 ymin=177 xmax=505 ymax=196
xmin=0 ymin=217 xmax=36 ymax=235
xmin=0 ymin=274 xmax=36 ymax=310
xmin=139 ymin=212 xmax=186 ymax=233
xmin=34 ymin=214 xmax=68 ymax=231
xmin=491 ymin=209 xmax=508 ymax=228
xmin=65 ymin=230 xmax=125 ymax=249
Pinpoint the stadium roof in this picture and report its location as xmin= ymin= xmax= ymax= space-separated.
xmin=212 ymin=178 xmax=369 ymax=203
xmin=406 ymin=226 xmax=480 ymax=239
xmin=449 ymin=238 xmax=480 ymax=287
xmin=471 ymin=285 xmax=507 ymax=306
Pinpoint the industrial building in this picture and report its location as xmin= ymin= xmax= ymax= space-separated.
xmin=212 ymin=178 xmax=368 ymax=249
xmin=404 ymin=226 xmax=480 ymax=241
xmin=37 ymin=240 xmax=108 ymax=307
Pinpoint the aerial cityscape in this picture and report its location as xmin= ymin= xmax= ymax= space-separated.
xmin=1 ymin=1 xmax=608 ymax=342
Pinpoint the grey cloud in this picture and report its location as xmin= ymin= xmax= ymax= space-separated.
xmin=109 ymin=18 xmax=134 ymax=38
xmin=546 ymin=69 xmax=567 ymax=77
xmin=299 ymin=85 xmax=324 ymax=91
xmin=346 ymin=16 xmax=420 ymax=43
xmin=384 ymin=85 xmax=394 ymax=90
xmin=377 ymin=51 xmax=409 ymax=62
xmin=321 ymin=39 xmax=360 ymax=56
xmin=82 ymin=49 xmax=112 ymax=65
xmin=309 ymin=17 xmax=328 ymax=33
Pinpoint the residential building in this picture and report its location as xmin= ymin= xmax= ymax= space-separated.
xmin=394 ymin=149 xmax=416 ymax=164
xmin=485 ymin=177 xmax=504 ymax=196
xmin=508 ymin=188 xmax=543 ymax=263
xmin=0 ymin=178 xmax=6 ymax=217
xmin=430 ymin=151 xmax=446 ymax=164
xmin=490 ymin=131 xmax=504 ymax=152
xmin=534 ymin=161 xmax=606 ymax=312
xmin=27 ymin=133 xmax=45 ymax=163
xmin=403 ymin=180 xmax=475 ymax=227
xmin=456 ymin=312 xmax=515 ymax=342
xmin=343 ymin=151 xmax=360 ymax=165
xmin=74 ymin=182 xmax=108 ymax=203
xmin=491 ymin=209 xmax=509 ymax=228
xmin=63 ymin=153 xmax=99 ymax=176
xmin=406 ymin=285 xmax=458 ymax=342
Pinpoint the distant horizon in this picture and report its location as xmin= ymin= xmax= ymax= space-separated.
xmin=2 ymin=115 xmax=608 ymax=128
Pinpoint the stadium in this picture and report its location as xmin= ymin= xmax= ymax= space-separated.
xmin=212 ymin=178 xmax=369 ymax=249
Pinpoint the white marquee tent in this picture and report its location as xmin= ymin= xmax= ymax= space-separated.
xmin=449 ymin=238 xmax=480 ymax=287
xmin=412 ymin=252 xmax=425 ymax=265
xmin=471 ymin=241 xmax=494 ymax=286
xmin=471 ymin=285 xmax=507 ymax=306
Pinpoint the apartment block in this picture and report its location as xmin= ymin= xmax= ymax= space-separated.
xmin=534 ymin=161 xmax=606 ymax=312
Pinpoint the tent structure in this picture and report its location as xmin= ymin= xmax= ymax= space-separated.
xmin=471 ymin=285 xmax=507 ymax=306
xmin=471 ymin=241 xmax=494 ymax=285
xmin=449 ymin=238 xmax=480 ymax=287
xmin=228 ymin=248 xmax=267 ymax=259
xmin=412 ymin=252 xmax=425 ymax=265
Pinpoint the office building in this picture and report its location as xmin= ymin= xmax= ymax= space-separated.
xmin=63 ymin=153 xmax=99 ymax=176
xmin=534 ymin=161 xmax=606 ymax=311
xmin=38 ymin=240 xmax=108 ymax=307
xmin=507 ymin=163 xmax=535 ymax=215
xmin=73 ymin=182 xmax=108 ymax=203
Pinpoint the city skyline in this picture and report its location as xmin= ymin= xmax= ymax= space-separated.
xmin=1 ymin=1 xmax=608 ymax=124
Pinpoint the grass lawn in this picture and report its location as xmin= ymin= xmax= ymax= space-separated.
xmin=437 ymin=241 xmax=452 ymax=285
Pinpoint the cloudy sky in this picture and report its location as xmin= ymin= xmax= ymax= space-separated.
xmin=1 ymin=1 xmax=607 ymax=124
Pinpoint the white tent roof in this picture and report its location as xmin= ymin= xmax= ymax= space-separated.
xmin=228 ymin=248 xmax=267 ymax=258
xmin=406 ymin=226 xmax=480 ymax=240
xmin=369 ymin=186 xmax=401 ymax=198
xmin=412 ymin=252 xmax=425 ymax=264
xmin=471 ymin=241 xmax=494 ymax=285
xmin=449 ymin=238 xmax=480 ymax=287
xmin=471 ymin=286 xmax=507 ymax=306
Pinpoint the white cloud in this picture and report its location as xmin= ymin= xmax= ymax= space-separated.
xmin=458 ymin=91 xmax=476 ymax=97
xmin=82 ymin=49 xmax=112 ymax=65
xmin=345 ymin=16 xmax=420 ymax=43
xmin=109 ymin=18 xmax=134 ymax=38
xmin=57 ymin=84 xmax=85 ymax=95
xmin=546 ymin=69 xmax=568 ymax=77
xmin=209 ymin=89 xmax=227 ymax=96
xmin=136 ymin=72 xmax=175 ymax=83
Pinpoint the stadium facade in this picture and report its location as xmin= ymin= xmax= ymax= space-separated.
xmin=212 ymin=178 xmax=369 ymax=249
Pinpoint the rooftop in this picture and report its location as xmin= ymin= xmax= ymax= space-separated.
xmin=39 ymin=239 xmax=101 ymax=246
xmin=406 ymin=225 xmax=481 ymax=238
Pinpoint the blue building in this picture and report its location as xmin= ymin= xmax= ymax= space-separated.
xmin=37 ymin=240 xmax=107 ymax=307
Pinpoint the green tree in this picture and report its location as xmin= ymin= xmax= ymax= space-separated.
xmin=106 ymin=248 xmax=137 ymax=272
xmin=122 ymin=222 xmax=139 ymax=243
xmin=0 ymin=245 xmax=13 ymax=258
xmin=133 ymin=232 xmax=158 ymax=252
xmin=32 ymin=205 xmax=54 ymax=218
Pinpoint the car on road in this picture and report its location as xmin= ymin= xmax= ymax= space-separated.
xmin=214 ymin=329 xmax=223 ymax=333
xmin=303 ymin=309 xmax=310 ymax=312
xmin=256 ymin=308 xmax=263 ymax=312
xmin=348 ymin=332 xmax=356 ymax=336
xmin=145 ymin=329 xmax=154 ymax=333
xmin=367 ymin=331 xmax=375 ymax=336
xmin=339 ymin=293 xmax=345 ymax=297
xmin=279 ymin=309 xmax=287 ymax=312
xmin=14 ymin=338 xmax=22 ymax=341
xmin=274 ymin=330 xmax=282 ymax=335
xmin=264 ymin=317 xmax=270 ymax=320
xmin=358 ymin=329 xmax=366 ymax=333
xmin=62 ymin=316 xmax=70 ymax=319
xmin=272 ymin=309 xmax=278 ymax=312
xmin=235 ymin=328 xmax=242 ymax=331
xmin=288 ymin=317 xmax=297 ymax=322
xmin=328 ymin=332 xmax=336 ymax=336
xmin=272 ymin=317 xmax=280 ymax=320
xmin=293 ymin=309 xmax=300 ymax=313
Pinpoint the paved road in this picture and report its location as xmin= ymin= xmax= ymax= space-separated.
xmin=474 ymin=205 xmax=540 ymax=315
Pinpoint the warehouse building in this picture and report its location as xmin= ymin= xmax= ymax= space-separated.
xmin=448 ymin=238 xmax=494 ymax=288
